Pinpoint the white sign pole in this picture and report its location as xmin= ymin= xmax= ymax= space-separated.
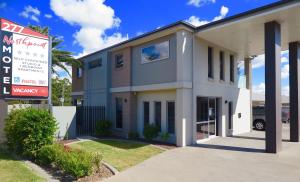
xmin=48 ymin=37 xmax=52 ymax=110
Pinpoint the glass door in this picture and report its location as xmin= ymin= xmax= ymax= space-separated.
xmin=196 ymin=97 xmax=216 ymax=140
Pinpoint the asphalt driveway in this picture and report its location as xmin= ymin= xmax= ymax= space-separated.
xmin=104 ymin=125 xmax=300 ymax=182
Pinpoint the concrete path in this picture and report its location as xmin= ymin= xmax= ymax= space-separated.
xmin=104 ymin=126 xmax=300 ymax=182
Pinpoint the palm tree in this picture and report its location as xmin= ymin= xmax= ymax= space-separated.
xmin=28 ymin=25 xmax=81 ymax=77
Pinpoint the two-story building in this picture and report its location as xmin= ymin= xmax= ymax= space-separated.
xmin=72 ymin=21 xmax=251 ymax=146
xmin=72 ymin=0 xmax=300 ymax=152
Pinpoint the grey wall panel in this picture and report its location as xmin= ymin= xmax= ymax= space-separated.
xmin=132 ymin=34 xmax=177 ymax=86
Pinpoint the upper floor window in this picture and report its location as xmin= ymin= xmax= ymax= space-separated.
xmin=219 ymin=51 xmax=224 ymax=81
xmin=88 ymin=59 xmax=102 ymax=69
xmin=230 ymin=55 xmax=234 ymax=82
xmin=115 ymin=54 xmax=124 ymax=68
xmin=208 ymin=47 xmax=214 ymax=78
xmin=141 ymin=41 xmax=169 ymax=64
xmin=76 ymin=67 xmax=83 ymax=78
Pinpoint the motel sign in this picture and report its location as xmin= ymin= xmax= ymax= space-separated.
xmin=0 ymin=18 xmax=50 ymax=99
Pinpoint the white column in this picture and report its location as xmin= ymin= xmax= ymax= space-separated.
xmin=175 ymin=30 xmax=193 ymax=146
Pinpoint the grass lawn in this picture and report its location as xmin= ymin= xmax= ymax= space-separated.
xmin=0 ymin=150 xmax=45 ymax=182
xmin=70 ymin=140 xmax=163 ymax=171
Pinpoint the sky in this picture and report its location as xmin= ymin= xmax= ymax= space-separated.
xmin=0 ymin=0 xmax=289 ymax=96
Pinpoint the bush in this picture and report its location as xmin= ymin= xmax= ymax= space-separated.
xmin=95 ymin=120 xmax=112 ymax=137
xmin=128 ymin=132 xmax=139 ymax=140
xmin=143 ymin=124 xmax=159 ymax=141
xmin=4 ymin=108 xmax=57 ymax=158
xmin=37 ymin=144 xmax=102 ymax=178
xmin=160 ymin=132 xmax=170 ymax=142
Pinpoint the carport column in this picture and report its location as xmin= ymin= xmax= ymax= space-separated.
xmin=265 ymin=21 xmax=282 ymax=153
xmin=289 ymin=42 xmax=300 ymax=142
xmin=244 ymin=58 xmax=253 ymax=131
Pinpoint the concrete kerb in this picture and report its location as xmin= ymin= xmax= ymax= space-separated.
xmin=24 ymin=160 xmax=59 ymax=182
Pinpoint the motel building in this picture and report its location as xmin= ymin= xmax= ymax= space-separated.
xmin=72 ymin=0 xmax=300 ymax=153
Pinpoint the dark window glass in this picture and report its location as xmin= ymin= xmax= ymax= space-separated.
xmin=143 ymin=102 xmax=150 ymax=125
xmin=208 ymin=47 xmax=213 ymax=78
xmin=115 ymin=54 xmax=124 ymax=68
xmin=167 ymin=102 xmax=175 ymax=134
xmin=116 ymin=98 xmax=123 ymax=129
xmin=88 ymin=59 xmax=102 ymax=69
xmin=230 ymin=55 xmax=234 ymax=82
xmin=197 ymin=97 xmax=208 ymax=122
xmin=154 ymin=102 xmax=161 ymax=131
xmin=76 ymin=68 xmax=82 ymax=78
xmin=220 ymin=51 xmax=224 ymax=81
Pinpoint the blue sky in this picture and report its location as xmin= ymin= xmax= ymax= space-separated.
xmin=0 ymin=0 xmax=289 ymax=95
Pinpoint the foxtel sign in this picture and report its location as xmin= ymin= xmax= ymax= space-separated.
xmin=0 ymin=18 xmax=49 ymax=99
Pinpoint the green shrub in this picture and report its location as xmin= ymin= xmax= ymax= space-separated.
xmin=128 ymin=132 xmax=139 ymax=140
xmin=95 ymin=120 xmax=112 ymax=137
xmin=143 ymin=124 xmax=159 ymax=141
xmin=160 ymin=132 xmax=170 ymax=142
xmin=36 ymin=144 xmax=64 ymax=166
xmin=36 ymin=144 xmax=102 ymax=178
xmin=4 ymin=108 xmax=57 ymax=158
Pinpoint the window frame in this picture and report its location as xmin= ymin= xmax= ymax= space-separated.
xmin=219 ymin=51 xmax=225 ymax=81
xmin=230 ymin=55 xmax=235 ymax=83
xmin=208 ymin=47 xmax=214 ymax=79
xmin=116 ymin=98 xmax=123 ymax=129
xmin=115 ymin=54 xmax=124 ymax=69
xmin=141 ymin=40 xmax=170 ymax=64
xmin=154 ymin=101 xmax=162 ymax=131
xmin=76 ymin=67 xmax=83 ymax=78
xmin=88 ymin=58 xmax=102 ymax=69
xmin=143 ymin=101 xmax=150 ymax=126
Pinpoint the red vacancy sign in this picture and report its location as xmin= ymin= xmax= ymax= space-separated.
xmin=0 ymin=18 xmax=50 ymax=99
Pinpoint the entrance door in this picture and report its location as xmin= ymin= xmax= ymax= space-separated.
xmin=196 ymin=97 xmax=217 ymax=140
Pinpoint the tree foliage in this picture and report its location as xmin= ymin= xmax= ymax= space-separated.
xmin=52 ymin=78 xmax=72 ymax=106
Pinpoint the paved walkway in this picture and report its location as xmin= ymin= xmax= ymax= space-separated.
xmin=104 ymin=126 xmax=300 ymax=182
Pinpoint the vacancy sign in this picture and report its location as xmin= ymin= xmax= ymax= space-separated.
xmin=0 ymin=18 xmax=49 ymax=99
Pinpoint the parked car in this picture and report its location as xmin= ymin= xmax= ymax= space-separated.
xmin=253 ymin=106 xmax=290 ymax=131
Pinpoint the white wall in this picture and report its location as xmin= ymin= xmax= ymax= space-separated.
xmin=137 ymin=90 xmax=176 ymax=143
xmin=192 ymin=37 xmax=251 ymax=142
xmin=52 ymin=106 xmax=77 ymax=139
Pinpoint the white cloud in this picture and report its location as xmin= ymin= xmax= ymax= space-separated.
xmin=0 ymin=2 xmax=6 ymax=9
xmin=44 ymin=14 xmax=53 ymax=19
xmin=19 ymin=5 xmax=41 ymax=22
xmin=281 ymin=56 xmax=288 ymax=64
xmin=187 ymin=0 xmax=216 ymax=7
xmin=213 ymin=6 xmax=229 ymax=21
xmin=252 ymin=55 xmax=265 ymax=69
xmin=281 ymin=64 xmax=289 ymax=79
xmin=186 ymin=16 xmax=209 ymax=26
xmin=186 ymin=6 xmax=229 ymax=27
xmin=253 ymin=83 xmax=290 ymax=96
xmin=282 ymin=86 xmax=289 ymax=96
xmin=50 ymin=0 xmax=128 ymax=56
xmin=253 ymin=83 xmax=265 ymax=95
xmin=53 ymin=64 xmax=72 ymax=81
xmin=136 ymin=31 xmax=144 ymax=36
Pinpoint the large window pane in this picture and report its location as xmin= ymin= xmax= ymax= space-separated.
xmin=88 ymin=59 xmax=102 ymax=69
xmin=197 ymin=97 xmax=208 ymax=122
xmin=143 ymin=102 xmax=150 ymax=125
xmin=115 ymin=54 xmax=124 ymax=68
xmin=197 ymin=123 xmax=209 ymax=140
xmin=154 ymin=102 xmax=161 ymax=131
xmin=116 ymin=98 xmax=123 ymax=129
xmin=141 ymin=41 xmax=169 ymax=63
xmin=167 ymin=101 xmax=175 ymax=134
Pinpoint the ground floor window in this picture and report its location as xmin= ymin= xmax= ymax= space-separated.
xmin=154 ymin=101 xmax=162 ymax=131
xmin=116 ymin=98 xmax=123 ymax=129
xmin=167 ymin=101 xmax=175 ymax=134
xmin=144 ymin=102 xmax=150 ymax=125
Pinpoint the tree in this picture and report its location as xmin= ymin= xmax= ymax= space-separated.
xmin=51 ymin=78 xmax=72 ymax=106
xmin=28 ymin=25 xmax=81 ymax=77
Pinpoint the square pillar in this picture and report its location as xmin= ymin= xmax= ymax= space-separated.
xmin=265 ymin=21 xmax=282 ymax=153
xmin=244 ymin=58 xmax=253 ymax=131
xmin=289 ymin=42 xmax=300 ymax=142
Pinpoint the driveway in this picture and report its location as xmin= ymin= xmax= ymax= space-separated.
xmin=104 ymin=125 xmax=300 ymax=182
